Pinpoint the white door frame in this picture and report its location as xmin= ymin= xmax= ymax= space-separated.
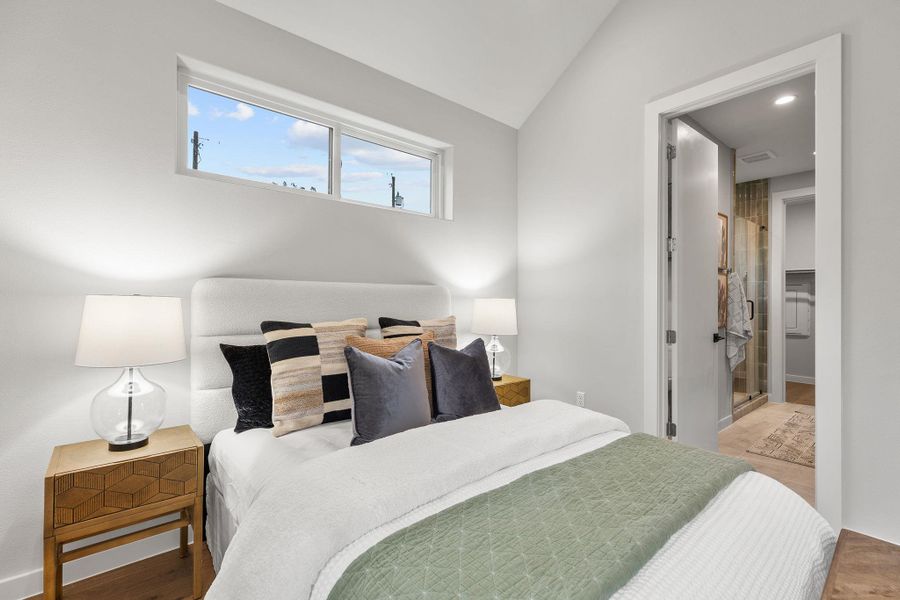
xmin=770 ymin=187 xmax=816 ymax=405
xmin=642 ymin=34 xmax=842 ymax=531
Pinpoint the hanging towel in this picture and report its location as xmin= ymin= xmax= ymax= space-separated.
xmin=726 ymin=272 xmax=753 ymax=371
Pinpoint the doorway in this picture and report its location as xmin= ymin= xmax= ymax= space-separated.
xmin=642 ymin=34 xmax=842 ymax=530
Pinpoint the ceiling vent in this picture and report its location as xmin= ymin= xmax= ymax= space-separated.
xmin=739 ymin=150 xmax=777 ymax=164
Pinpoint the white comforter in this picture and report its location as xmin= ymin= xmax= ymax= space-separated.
xmin=206 ymin=400 xmax=835 ymax=600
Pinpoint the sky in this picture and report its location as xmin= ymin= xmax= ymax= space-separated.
xmin=187 ymin=86 xmax=432 ymax=213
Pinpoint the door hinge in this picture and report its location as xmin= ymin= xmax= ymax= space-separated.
xmin=667 ymin=236 xmax=677 ymax=255
xmin=666 ymin=144 xmax=677 ymax=160
xmin=666 ymin=421 xmax=677 ymax=437
xmin=666 ymin=330 xmax=677 ymax=344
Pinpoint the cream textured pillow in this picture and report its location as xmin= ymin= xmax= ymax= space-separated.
xmin=378 ymin=316 xmax=457 ymax=349
xmin=261 ymin=318 xmax=367 ymax=437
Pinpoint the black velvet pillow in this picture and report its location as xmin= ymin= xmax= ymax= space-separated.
xmin=428 ymin=338 xmax=501 ymax=422
xmin=345 ymin=338 xmax=431 ymax=446
xmin=220 ymin=344 xmax=274 ymax=433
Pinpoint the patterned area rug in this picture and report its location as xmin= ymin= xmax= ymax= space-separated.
xmin=747 ymin=412 xmax=815 ymax=467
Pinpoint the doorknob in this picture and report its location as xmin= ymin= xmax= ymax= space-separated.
xmin=713 ymin=333 xmax=725 ymax=343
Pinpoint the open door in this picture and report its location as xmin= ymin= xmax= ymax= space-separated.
xmin=667 ymin=119 xmax=719 ymax=451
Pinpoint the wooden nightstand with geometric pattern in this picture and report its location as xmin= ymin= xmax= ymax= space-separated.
xmin=493 ymin=374 xmax=531 ymax=407
xmin=43 ymin=425 xmax=204 ymax=599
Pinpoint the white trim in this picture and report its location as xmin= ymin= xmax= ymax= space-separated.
xmin=0 ymin=529 xmax=184 ymax=600
xmin=770 ymin=186 xmax=816 ymax=405
xmin=643 ymin=34 xmax=842 ymax=531
xmin=786 ymin=374 xmax=816 ymax=385
xmin=718 ymin=414 xmax=733 ymax=431
xmin=176 ymin=58 xmax=452 ymax=220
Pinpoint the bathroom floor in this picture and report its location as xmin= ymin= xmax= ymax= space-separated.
xmin=719 ymin=401 xmax=815 ymax=506
xmin=786 ymin=382 xmax=815 ymax=405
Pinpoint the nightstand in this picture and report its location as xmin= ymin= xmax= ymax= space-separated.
xmin=493 ymin=374 xmax=531 ymax=407
xmin=43 ymin=425 xmax=204 ymax=600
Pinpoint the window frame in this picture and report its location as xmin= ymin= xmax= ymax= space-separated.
xmin=177 ymin=70 xmax=446 ymax=219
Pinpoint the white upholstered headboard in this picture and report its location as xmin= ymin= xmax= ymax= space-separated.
xmin=190 ymin=277 xmax=451 ymax=443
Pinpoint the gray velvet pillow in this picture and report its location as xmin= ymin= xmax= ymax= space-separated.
xmin=428 ymin=338 xmax=501 ymax=422
xmin=345 ymin=338 xmax=431 ymax=445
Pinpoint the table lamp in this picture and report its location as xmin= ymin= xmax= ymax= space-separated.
xmin=75 ymin=295 xmax=186 ymax=451
xmin=471 ymin=298 xmax=518 ymax=381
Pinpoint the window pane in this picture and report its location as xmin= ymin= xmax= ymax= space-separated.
xmin=187 ymin=86 xmax=330 ymax=193
xmin=340 ymin=134 xmax=431 ymax=214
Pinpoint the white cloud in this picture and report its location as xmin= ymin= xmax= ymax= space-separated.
xmin=226 ymin=102 xmax=254 ymax=121
xmin=187 ymin=101 xmax=199 ymax=117
xmin=287 ymin=120 xmax=329 ymax=151
xmin=240 ymin=164 xmax=327 ymax=178
xmin=343 ymin=143 xmax=429 ymax=171
xmin=341 ymin=171 xmax=383 ymax=182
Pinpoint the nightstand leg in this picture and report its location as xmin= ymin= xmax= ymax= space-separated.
xmin=192 ymin=497 xmax=203 ymax=599
xmin=43 ymin=537 xmax=59 ymax=600
xmin=180 ymin=509 xmax=189 ymax=558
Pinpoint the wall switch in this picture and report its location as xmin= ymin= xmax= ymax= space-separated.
xmin=575 ymin=391 xmax=586 ymax=407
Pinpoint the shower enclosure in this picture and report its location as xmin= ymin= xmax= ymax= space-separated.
xmin=732 ymin=179 xmax=769 ymax=409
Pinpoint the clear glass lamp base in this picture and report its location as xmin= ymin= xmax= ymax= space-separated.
xmin=486 ymin=335 xmax=505 ymax=381
xmin=91 ymin=367 xmax=166 ymax=452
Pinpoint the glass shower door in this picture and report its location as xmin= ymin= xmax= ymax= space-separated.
xmin=733 ymin=218 xmax=760 ymax=405
xmin=732 ymin=179 xmax=768 ymax=409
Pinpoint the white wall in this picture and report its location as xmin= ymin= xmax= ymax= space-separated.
xmin=785 ymin=200 xmax=816 ymax=381
xmin=0 ymin=1 xmax=517 ymax=596
xmin=786 ymin=271 xmax=816 ymax=381
xmin=786 ymin=201 xmax=816 ymax=270
xmin=770 ymin=169 xmax=815 ymax=195
xmin=518 ymin=0 xmax=900 ymax=545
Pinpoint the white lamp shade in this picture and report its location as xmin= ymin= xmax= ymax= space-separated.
xmin=75 ymin=295 xmax=186 ymax=367
xmin=471 ymin=298 xmax=518 ymax=336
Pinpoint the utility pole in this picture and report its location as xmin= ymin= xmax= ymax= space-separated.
xmin=389 ymin=173 xmax=397 ymax=207
xmin=389 ymin=173 xmax=404 ymax=208
xmin=191 ymin=131 xmax=201 ymax=170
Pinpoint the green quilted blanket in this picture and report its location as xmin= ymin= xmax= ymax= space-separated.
xmin=327 ymin=433 xmax=752 ymax=600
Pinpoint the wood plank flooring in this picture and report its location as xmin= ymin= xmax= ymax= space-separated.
xmin=787 ymin=381 xmax=816 ymax=405
xmin=823 ymin=530 xmax=900 ymax=599
xmin=26 ymin=543 xmax=214 ymax=600
xmin=718 ymin=401 xmax=816 ymax=505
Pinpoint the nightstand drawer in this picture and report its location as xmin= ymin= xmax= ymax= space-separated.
xmin=493 ymin=375 xmax=531 ymax=407
xmin=53 ymin=448 xmax=198 ymax=528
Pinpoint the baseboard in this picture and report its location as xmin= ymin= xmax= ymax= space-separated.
xmin=786 ymin=374 xmax=816 ymax=385
xmin=0 ymin=529 xmax=184 ymax=600
xmin=718 ymin=414 xmax=733 ymax=431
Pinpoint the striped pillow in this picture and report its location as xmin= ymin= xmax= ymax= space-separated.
xmin=379 ymin=316 xmax=457 ymax=349
xmin=261 ymin=318 xmax=367 ymax=437
xmin=346 ymin=331 xmax=436 ymax=408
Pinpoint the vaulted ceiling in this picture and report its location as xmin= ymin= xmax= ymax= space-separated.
xmin=217 ymin=0 xmax=621 ymax=128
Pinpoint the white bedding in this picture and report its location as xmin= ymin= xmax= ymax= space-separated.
xmin=209 ymin=420 xmax=353 ymax=526
xmin=205 ymin=401 xmax=835 ymax=600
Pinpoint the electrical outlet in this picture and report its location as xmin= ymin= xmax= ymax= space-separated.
xmin=575 ymin=391 xmax=586 ymax=407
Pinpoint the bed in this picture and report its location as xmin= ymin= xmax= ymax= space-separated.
xmin=191 ymin=277 xmax=836 ymax=600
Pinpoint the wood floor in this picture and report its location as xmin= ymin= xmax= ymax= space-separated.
xmin=718 ymin=400 xmax=816 ymax=505
xmin=26 ymin=544 xmax=214 ymax=600
xmin=787 ymin=381 xmax=816 ymax=405
xmin=823 ymin=530 xmax=900 ymax=599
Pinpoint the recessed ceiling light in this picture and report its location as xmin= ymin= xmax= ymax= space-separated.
xmin=774 ymin=94 xmax=797 ymax=105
